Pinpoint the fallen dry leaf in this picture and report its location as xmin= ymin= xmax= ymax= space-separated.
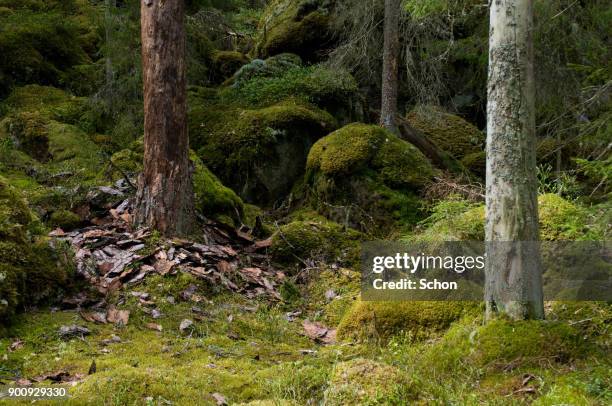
xmin=9 ymin=339 xmax=24 ymax=352
xmin=106 ymin=306 xmax=130 ymax=326
xmin=145 ymin=323 xmax=163 ymax=332
xmin=302 ymin=320 xmax=336 ymax=345
xmin=211 ymin=392 xmax=227 ymax=405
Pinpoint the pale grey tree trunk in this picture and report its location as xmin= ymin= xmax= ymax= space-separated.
xmin=485 ymin=0 xmax=544 ymax=320
xmin=380 ymin=0 xmax=400 ymax=135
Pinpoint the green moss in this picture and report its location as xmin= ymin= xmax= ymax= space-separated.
xmin=196 ymin=99 xmax=336 ymax=205
xmin=255 ymin=0 xmax=333 ymax=61
xmin=307 ymin=124 xmax=385 ymax=176
xmin=223 ymin=63 xmax=361 ymax=122
xmin=337 ymin=298 xmax=478 ymax=342
xmin=192 ymin=152 xmax=245 ymax=227
xmin=538 ymin=193 xmax=595 ymax=240
xmin=460 ymin=150 xmax=486 ymax=178
xmin=409 ymin=194 xmax=601 ymax=242
xmin=110 ymin=148 xmax=142 ymax=174
xmin=307 ymin=123 xmax=435 ymax=186
xmin=0 ymin=176 xmax=70 ymax=322
xmin=306 ymin=267 xmax=361 ymax=325
xmin=305 ymin=124 xmax=436 ymax=233
xmin=231 ymin=53 xmax=303 ymax=87
xmin=0 ymin=4 xmax=99 ymax=97
xmin=408 ymin=197 xmax=485 ymax=242
xmin=48 ymin=209 xmax=81 ymax=230
xmin=406 ymin=106 xmax=485 ymax=160
xmin=2 ymin=111 xmax=49 ymax=161
xmin=324 ymin=358 xmax=413 ymax=405
xmin=211 ymin=50 xmax=250 ymax=83
xmin=270 ymin=219 xmax=362 ymax=268
xmin=472 ymin=319 xmax=587 ymax=367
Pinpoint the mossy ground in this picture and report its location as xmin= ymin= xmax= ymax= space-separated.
xmin=2 ymin=278 xmax=609 ymax=405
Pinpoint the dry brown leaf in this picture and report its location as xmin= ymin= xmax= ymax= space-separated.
xmin=80 ymin=311 xmax=107 ymax=324
xmin=302 ymin=320 xmax=337 ymax=344
xmin=145 ymin=323 xmax=163 ymax=332
xmin=106 ymin=306 xmax=130 ymax=326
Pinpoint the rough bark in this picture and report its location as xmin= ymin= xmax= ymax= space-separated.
xmin=135 ymin=0 xmax=195 ymax=236
xmin=485 ymin=0 xmax=544 ymax=320
xmin=379 ymin=0 xmax=400 ymax=135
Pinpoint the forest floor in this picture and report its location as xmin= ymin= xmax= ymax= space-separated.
xmin=1 ymin=209 xmax=610 ymax=405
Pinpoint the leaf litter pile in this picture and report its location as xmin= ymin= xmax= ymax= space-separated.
xmin=50 ymin=190 xmax=286 ymax=307
xmin=47 ymin=185 xmax=336 ymax=335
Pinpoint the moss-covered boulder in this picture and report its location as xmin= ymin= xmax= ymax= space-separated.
xmin=230 ymin=53 xmax=303 ymax=87
xmin=192 ymin=153 xmax=245 ymax=227
xmin=407 ymin=106 xmax=484 ymax=160
xmin=0 ymin=176 xmax=70 ymax=322
xmin=210 ymin=50 xmax=250 ymax=84
xmin=224 ymin=60 xmax=363 ymax=125
xmin=48 ymin=209 xmax=81 ymax=230
xmin=305 ymin=123 xmax=437 ymax=233
xmin=195 ymin=99 xmax=337 ymax=205
xmin=460 ymin=150 xmax=486 ymax=178
xmin=270 ymin=218 xmax=362 ymax=268
xmin=0 ymin=2 xmax=99 ymax=97
xmin=413 ymin=317 xmax=590 ymax=382
xmin=471 ymin=319 xmax=587 ymax=367
xmin=255 ymin=0 xmax=334 ymax=61
xmin=0 ymin=86 xmax=103 ymax=218
xmin=324 ymin=358 xmax=413 ymax=405
xmin=337 ymin=298 xmax=478 ymax=342
xmin=2 ymin=111 xmax=50 ymax=161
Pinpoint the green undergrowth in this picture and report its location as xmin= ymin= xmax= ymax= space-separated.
xmin=407 ymin=193 xmax=608 ymax=242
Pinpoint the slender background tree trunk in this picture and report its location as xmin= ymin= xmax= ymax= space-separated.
xmin=380 ymin=0 xmax=400 ymax=135
xmin=485 ymin=0 xmax=544 ymax=320
xmin=135 ymin=0 xmax=195 ymax=236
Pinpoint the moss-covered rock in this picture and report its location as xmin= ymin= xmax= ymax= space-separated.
xmin=471 ymin=319 xmax=587 ymax=367
xmin=48 ymin=209 xmax=81 ymax=230
xmin=324 ymin=358 xmax=413 ymax=405
xmin=230 ymin=53 xmax=303 ymax=87
xmin=0 ymin=3 xmax=99 ymax=97
xmin=270 ymin=218 xmax=362 ymax=268
xmin=224 ymin=61 xmax=363 ymax=124
xmin=411 ymin=316 xmax=593 ymax=388
xmin=195 ymin=99 xmax=337 ymax=205
xmin=460 ymin=150 xmax=486 ymax=178
xmin=192 ymin=153 xmax=245 ymax=227
xmin=305 ymin=123 xmax=437 ymax=233
xmin=211 ymin=50 xmax=250 ymax=84
xmin=255 ymin=0 xmax=334 ymax=61
xmin=2 ymin=85 xmax=91 ymax=127
xmin=0 ymin=176 xmax=70 ymax=322
xmin=2 ymin=110 xmax=50 ymax=161
xmin=406 ymin=106 xmax=485 ymax=160
xmin=336 ymin=298 xmax=478 ymax=342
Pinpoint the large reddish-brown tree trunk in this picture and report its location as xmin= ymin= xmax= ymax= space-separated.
xmin=380 ymin=0 xmax=401 ymax=135
xmin=135 ymin=0 xmax=195 ymax=236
